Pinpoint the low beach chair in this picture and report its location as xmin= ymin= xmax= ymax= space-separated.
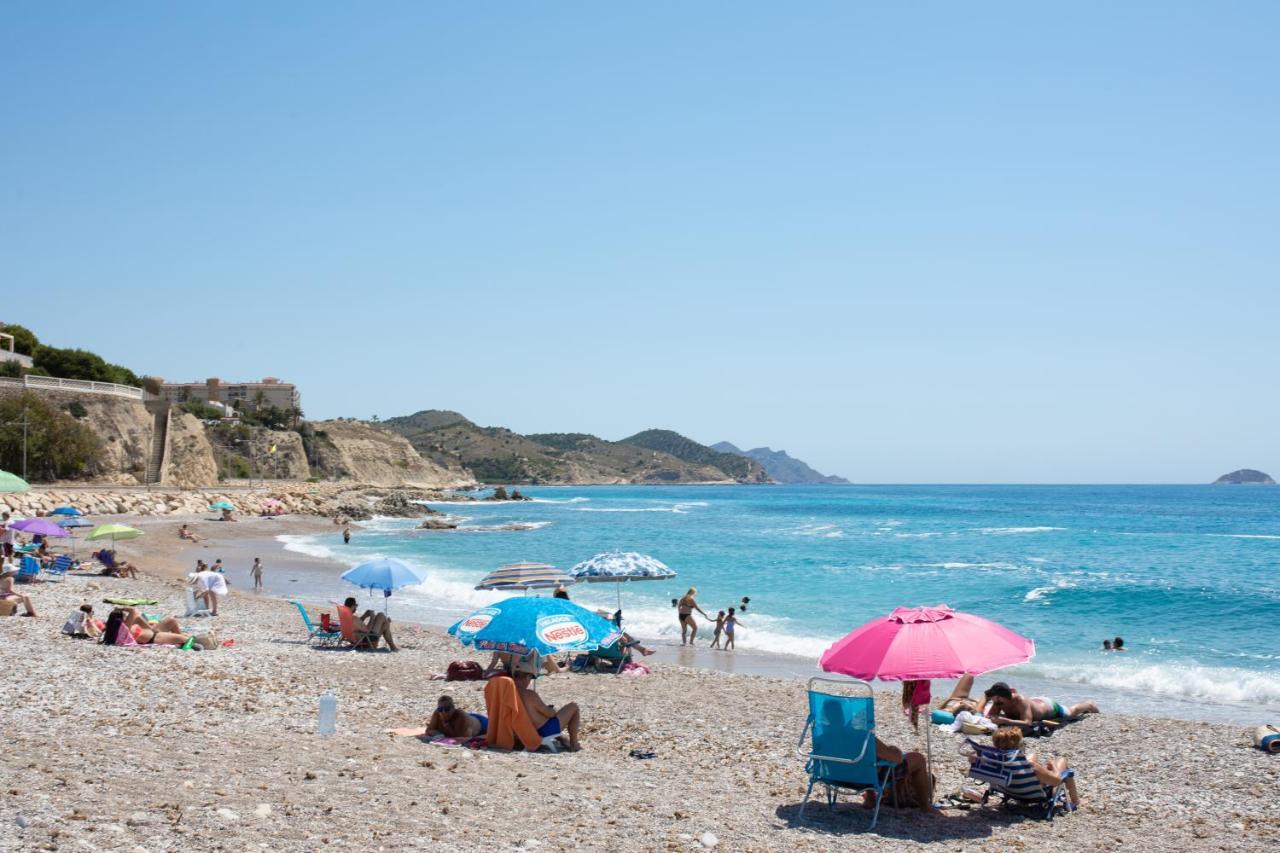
xmin=796 ymin=676 xmax=897 ymax=828
xmin=17 ymin=555 xmax=41 ymax=583
xmin=292 ymin=600 xmax=341 ymax=647
xmin=45 ymin=554 xmax=73 ymax=582
xmin=964 ymin=738 xmax=1075 ymax=821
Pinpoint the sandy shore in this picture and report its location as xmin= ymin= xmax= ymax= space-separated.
xmin=3 ymin=516 xmax=1278 ymax=851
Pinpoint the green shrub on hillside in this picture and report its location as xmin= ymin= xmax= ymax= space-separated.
xmin=179 ymin=400 xmax=225 ymax=421
xmin=33 ymin=346 xmax=141 ymax=387
xmin=0 ymin=392 xmax=101 ymax=481
xmin=0 ymin=324 xmax=39 ymax=356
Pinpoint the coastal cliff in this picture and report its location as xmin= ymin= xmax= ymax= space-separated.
xmin=712 ymin=442 xmax=849 ymax=484
xmin=308 ymin=419 xmax=475 ymax=489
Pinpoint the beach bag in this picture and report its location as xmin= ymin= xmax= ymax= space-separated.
xmin=1254 ymin=725 xmax=1280 ymax=754
xmin=446 ymin=661 xmax=484 ymax=682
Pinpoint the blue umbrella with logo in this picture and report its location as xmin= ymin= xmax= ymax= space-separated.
xmin=50 ymin=506 xmax=83 ymax=517
xmin=448 ymin=596 xmax=622 ymax=658
xmin=340 ymin=557 xmax=428 ymax=614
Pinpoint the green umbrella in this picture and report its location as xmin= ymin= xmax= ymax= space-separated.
xmin=0 ymin=470 xmax=31 ymax=494
xmin=86 ymin=524 xmax=144 ymax=543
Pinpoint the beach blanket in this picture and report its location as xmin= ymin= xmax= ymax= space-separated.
xmin=103 ymin=598 xmax=159 ymax=606
xmin=484 ymin=675 xmax=542 ymax=751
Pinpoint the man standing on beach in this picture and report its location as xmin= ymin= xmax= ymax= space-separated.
xmin=251 ymin=557 xmax=264 ymax=590
xmin=343 ymin=526 xmax=351 ymax=545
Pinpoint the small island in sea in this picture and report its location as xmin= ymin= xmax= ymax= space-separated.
xmin=1213 ymin=468 xmax=1276 ymax=484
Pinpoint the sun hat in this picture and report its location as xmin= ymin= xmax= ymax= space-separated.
xmin=512 ymin=654 xmax=539 ymax=677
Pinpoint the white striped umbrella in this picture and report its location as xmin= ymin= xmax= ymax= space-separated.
xmin=568 ymin=551 xmax=678 ymax=613
xmin=475 ymin=561 xmax=575 ymax=594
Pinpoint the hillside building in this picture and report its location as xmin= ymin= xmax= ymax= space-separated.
xmin=157 ymin=377 xmax=301 ymax=413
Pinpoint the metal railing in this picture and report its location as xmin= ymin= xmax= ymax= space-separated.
xmin=0 ymin=375 xmax=144 ymax=400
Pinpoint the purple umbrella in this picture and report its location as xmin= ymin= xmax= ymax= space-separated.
xmin=10 ymin=518 xmax=70 ymax=538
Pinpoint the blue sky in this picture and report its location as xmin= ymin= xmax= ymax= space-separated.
xmin=3 ymin=3 xmax=1277 ymax=482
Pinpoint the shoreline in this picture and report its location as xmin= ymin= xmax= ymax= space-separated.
xmin=114 ymin=512 xmax=1274 ymax=727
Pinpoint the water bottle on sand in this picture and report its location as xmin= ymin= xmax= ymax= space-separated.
xmin=318 ymin=690 xmax=337 ymax=735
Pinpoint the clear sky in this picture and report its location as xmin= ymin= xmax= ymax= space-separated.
xmin=3 ymin=3 xmax=1277 ymax=483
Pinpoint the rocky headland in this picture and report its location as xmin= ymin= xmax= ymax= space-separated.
xmin=1213 ymin=468 xmax=1275 ymax=485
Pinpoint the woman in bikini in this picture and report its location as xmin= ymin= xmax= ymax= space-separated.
xmin=105 ymin=607 xmax=192 ymax=646
xmin=677 ymin=588 xmax=709 ymax=645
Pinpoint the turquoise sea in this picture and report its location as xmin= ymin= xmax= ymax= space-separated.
xmin=277 ymin=485 xmax=1280 ymax=724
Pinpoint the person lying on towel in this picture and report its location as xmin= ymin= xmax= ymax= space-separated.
xmin=982 ymin=682 xmax=1099 ymax=725
xmin=427 ymin=694 xmax=487 ymax=739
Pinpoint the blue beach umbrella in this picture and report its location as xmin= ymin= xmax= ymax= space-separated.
xmin=569 ymin=551 xmax=678 ymax=618
xmin=449 ymin=596 xmax=623 ymax=658
xmin=50 ymin=506 xmax=83 ymax=517
xmin=209 ymin=500 xmax=236 ymax=511
xmin=57 ymin=517 xmax=94 ymax=529
xmin=340 ymin=557 xmax=428 ymax=614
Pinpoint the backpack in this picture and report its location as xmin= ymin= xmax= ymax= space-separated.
xmin=446 ymin=660 xmax=484 ymax=681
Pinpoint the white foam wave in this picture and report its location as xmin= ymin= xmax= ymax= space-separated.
xmin=523 ymin=497 xmax=591 ymax=504
xmin=574 ymin=503 xmax=702 ymax=514
xmin=609 ymin=604 xmax=835 ymax=659
xmin=276 ymin=534 xmax=340 ymax=561
xmin=456 ymin=520 xmax=554 ymax=532
xmin=1208 ymin=534 xmax=1280 ymax=540
xmin=925 ymin=561 xmax=1024 ymax=571
xmin=1019 ymin=660 xmax=1280 ymax=706
xmin=893 ymin=532 xmax=947 ymax=538
xmin=975 ymin=526 xmax=1066 ymax=535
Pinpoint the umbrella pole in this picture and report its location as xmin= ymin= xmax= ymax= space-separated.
xmin=926 ymin=718 xmax=934 ymax=804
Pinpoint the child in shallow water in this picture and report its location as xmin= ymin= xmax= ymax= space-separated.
xmin=710 ymin=611 xmax=726 ymax=648
xmin=724 ymin=607 xmax=742 ymax=650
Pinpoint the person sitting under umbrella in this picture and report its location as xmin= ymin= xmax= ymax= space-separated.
xmin=339 ymin=597 xmax=398 ymax=651
xmin=869 ymin=737 xmax=941 ymax=816
xmin=512 ymin=657 xmax=582 ymax=751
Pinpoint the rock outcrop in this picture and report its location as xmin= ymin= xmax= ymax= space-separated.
xmin=163 ymin=411 xmax=219 ymax=488
xmin=1213 ymin=469 xmax=1275 ymax=485
xmin=309 ymin=420 xmax=475 ymax=489
xmin=0 ymin=389 xmax=153 ymax=483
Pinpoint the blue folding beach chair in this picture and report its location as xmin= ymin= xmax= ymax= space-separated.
xmin=796 ymin=677 xmax=898 ymax=828
xmin=44 ymin=555 xmax=73 ymax=582
xmin=965 ymin=739 xmax=1075 ymax=821
xmin=17 ymin=555 xmax=41 ymax=583
xmin=291 ymin=600 xmax=341 ymax=647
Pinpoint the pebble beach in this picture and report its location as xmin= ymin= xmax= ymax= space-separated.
xmin=2 ymin=515 xmax=1278 ymax=852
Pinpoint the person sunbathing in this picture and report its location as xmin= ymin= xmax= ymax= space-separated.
xmin=512 ymin=665 xmax=581 ymax=751
xmin=178 ymin=524 xmax=205 ymax=542
xmin=426 ymin=694 xmax=488 ymax=739
xmin=62 ymin=604 xmax=102 ymax=639
xmin=339 ymin=597 xmax=398 ymax=651
xmin=103 ymin=608 xmax=192 ymax=647
xmin=620 ymin=633 xmax=656 ymax=656
xmin=981 ymin=727 xmax=1082 ymax=810
xmin=938 ymin=674 xmax=984 ymax=715
xmin=0 ymin=568 xmax=37 ymax=616
xmin=868 ymin=738 xmax=942 ymax=816
xmin=982 ymin=681 xmax=1099 ymax=724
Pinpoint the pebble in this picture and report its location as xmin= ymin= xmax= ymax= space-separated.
xmin=699 ymin=832 xmax=719 ymax=848
xmin=254 ymin=804 xmax=273 ymax=819
xmin=217 ymin=808 xmax=241 ymax=822
xmin=14 ymin=815 xmax=29 ymax=828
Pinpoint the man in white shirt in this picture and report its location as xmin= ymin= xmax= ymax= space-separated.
xmin=189 ymin=567 xmax=229 ymax=616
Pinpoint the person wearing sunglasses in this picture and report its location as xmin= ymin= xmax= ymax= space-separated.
xmin=426 ymin=694 xmax=487 ymax=739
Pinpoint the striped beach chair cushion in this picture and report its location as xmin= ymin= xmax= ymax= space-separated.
xmin=969 ymin=746 xmax=1046 ymax=800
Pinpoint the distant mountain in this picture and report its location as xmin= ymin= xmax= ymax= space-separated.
xmin=382 ymin=410 xmax=751 ymax=484
xmin=621 ymin=430 xmax=770 ymax=483
xmin=713 ymin=442 xmax=850 ymax=484
xmin=1213 ymin=468 xmax=1275 ymax=485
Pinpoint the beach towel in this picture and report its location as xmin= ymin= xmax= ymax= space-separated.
xmin=103 ymin=598 xmax=159 ymax=606
xmin=483 ymin=675 xmax=542 ymax=751
xmin=113 ymin=622 xmax=139 ymax=647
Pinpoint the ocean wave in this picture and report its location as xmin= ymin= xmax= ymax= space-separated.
xmin=456 ymin=521 xmax=554 ymax=532
xmin=275 ymin=534 xmax=340 ymax=561
xmin=574 ymin=503 xmax=702 ymax=514
xmin=524 ymin=497 xmax=591 ymax=504
xmin=975 ymin=526 xmax=1067 ymax=535
xmin=1207 ymin=534 xmax=1280 ymax=540
xmin=893 ymin=531 xmax=947 ymax=538
xmin=1019 ymin=660 xmax=1280 ymax=705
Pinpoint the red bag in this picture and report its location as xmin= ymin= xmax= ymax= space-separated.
xmin=446 ymin=661 xmax=484 ymax=681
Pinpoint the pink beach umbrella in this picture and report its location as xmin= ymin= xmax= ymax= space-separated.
xmin=819 ymin=604 xmax=1034 ymax=680
xmin=819 ymin=605 xmax=1034 ymax=802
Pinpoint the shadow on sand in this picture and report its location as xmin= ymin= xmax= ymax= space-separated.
xmin=774 ymin=800 xmax=998 ymax=843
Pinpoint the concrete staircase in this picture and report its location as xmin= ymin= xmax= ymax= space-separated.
xmin=144 ymin=407 xmax=170 ymax=485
